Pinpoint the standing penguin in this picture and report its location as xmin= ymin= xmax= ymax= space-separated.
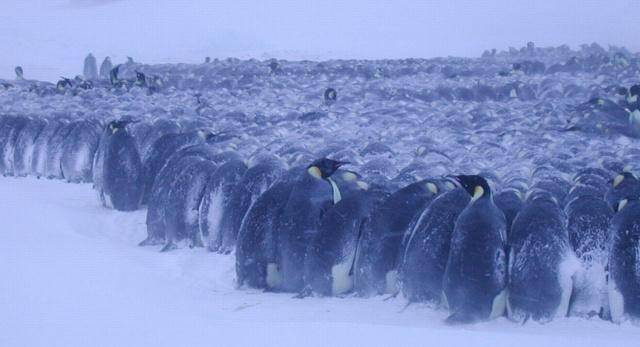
xmin=161 ymin=158 xmax=218 ymax=251
xmin=443 ymin=175 xmax=507 ymax=324
xmin=198 ymin=159 xmax=248 ymax=252
xmin=355 ymin=179 xmax=443 ymax=296
xmin=565 ymin=194 xmax=613 ymax=318
xmin=398 ymin=187 xmax=469 ymax=304
xmin=303 ymin=178 xmax=380 ymax=296
xmin=83 ymin=53 xmax=98 ymax=80
xmin=609 ymin=197 xmax=640 ymax=323
xmin=236 ymin=167 xmax=304 ymax=289
xmin=15 ymin=66 xmax=23 ymax=80
xmin=215 ymin=157 xmax=286 ymax=254
xmin=99 ymin=57 xmax=113 ymax=80
xmin=12 ymin=118 xmax=46 ymax=177
xmin=275 ymin=158 xmax=346 ymax=292
xmin=101 ymin=121 xmax=144 ymax=211
xmin=508 ymin=191 xmax=577 ymax=323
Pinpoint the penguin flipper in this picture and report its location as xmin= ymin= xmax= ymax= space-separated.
xmin=159 ymin=242 xmax=178 ymax=253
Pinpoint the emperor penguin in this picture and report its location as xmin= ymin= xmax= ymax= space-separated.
xmin=443 ymin=175 xmax=507 ymax=324
xmin=83 ymin=53 xmax=98 ymax=80
xmin=508 ymin=191 xmax=578 ymax=323
xmin=275 ymin=158 xmax=346 ymax=292
xmin=99 ymin=57 xmax=113 ymax=80
xmin=101 ymin=120 xmax=144 ymax=211
xmin=608 ymin=197 xmax=640 ymax=323
xmin=355 ymin=179 xmax=445 ymax=297
xmin=398 ymin=187 xmax=469 ymax=304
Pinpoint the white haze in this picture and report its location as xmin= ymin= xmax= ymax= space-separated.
xmin=0 ymin=0 xmax=638 ymax=81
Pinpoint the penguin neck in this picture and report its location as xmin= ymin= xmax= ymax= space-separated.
xmin=326 ymin=177 xmax=342 ymax=204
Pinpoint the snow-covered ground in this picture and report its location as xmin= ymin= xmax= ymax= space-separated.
xmin=1 ymin=177 xmax=638 ymax=347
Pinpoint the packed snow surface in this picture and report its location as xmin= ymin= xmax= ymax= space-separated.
xmin=1 ymin=177 xmax=639 ymax=347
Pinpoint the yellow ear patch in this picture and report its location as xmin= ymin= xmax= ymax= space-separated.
xmin=426 ymin=182 xmax=438 ymax=194
xmin=445 ymin=181 xmax=456 ymax=190
xmin=613 ymin=174 xmax=625 ymax=188
xmin=472 ymin=185 xmax=484 ymax=201
xmin=618 ymin=199 xmax=628 ymax=212
xmin=307 ymin=166 xmax=322 ymax=179
xmin=342 ymin=172 xmax=358 ymax=181
xmin=356 ymin=181 xmax=369 ymax=191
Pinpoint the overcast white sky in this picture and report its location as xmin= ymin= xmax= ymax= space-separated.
xmin=1 ymin=0 xmax=638 ymax=81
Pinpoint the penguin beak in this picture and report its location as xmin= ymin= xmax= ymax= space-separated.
xmin=335 ymin=161 xmax=350 ymax=169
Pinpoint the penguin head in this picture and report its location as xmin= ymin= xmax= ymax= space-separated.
xmin=612 ymin=171 xmax=637 ymax=188
xmin=324 ymin=88 xmax=337 ymax=102
xmin=135 ymin=71 xmax=146 ymax=83
xmin=307 ymin=158 xmax=347 ymax=179
xmin=455 ymin=175 xmax=491 ymax=201
xmin=107 ymin=120 xmax=135 ymax=134
xmin=629 ymin=85 xmax=640 ymax=104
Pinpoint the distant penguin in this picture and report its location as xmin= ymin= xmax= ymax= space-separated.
xmin=83 ymin=53 xmax=98 ymax=80
xmin=565 ymin=194 xmax=613 ymax=318
xmin=236 ymin=167 xmax=304 ymax=289
xmin=355 ymin=179 xmax=444 ymax=296
xmin=443 ymin=175 xmax=507 ymax=324
xmin=15 ymin=66 xmax=23 ymax=80
xmin=134 ymin=71 xmax=147 ymax=87
xmin=101 ymin=121 xmax=144 ymax=211
xmin=56 ymin=77 xmax=73 ymax=92
xmin=508 ymin=192 xmax=577 ymax=323
xmin=398 ymin=188 xmax=469 ymax=304
xmin=275 ymin=158 xmax=346 ymax=292
xmin=324 ymin=88 xmax=337 ymax=104
xmin=303 ymin=176 xmax=378 ymax=296
xmin=609 ymin=198 xmax=640 ymax=323
xmin=198 ymin=159 xmax=247 ymax=252
xmin=605 ymin=172 xmax=640 ymax=210
xmin=99 ymin=57 xmax=113 ymax=80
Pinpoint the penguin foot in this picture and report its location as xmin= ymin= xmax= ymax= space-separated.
xmin=292 ymin=287 xmax=312 ymax=299
xmin=383 ymin=292 xmax=399 ymax=301
xmin=159 ymin=242 xmax=178 ymax=252
xmin=138 ymin=237 xmax=163 ymax=247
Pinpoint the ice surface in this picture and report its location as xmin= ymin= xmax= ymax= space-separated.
xmin=1 ymin=177 xmax=640 ymax=346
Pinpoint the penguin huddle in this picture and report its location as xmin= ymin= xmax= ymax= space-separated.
xmin=2 ymin=42 xmax=640 ymax=326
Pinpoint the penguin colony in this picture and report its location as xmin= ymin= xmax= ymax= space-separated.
xmin=2 ymin=43 xmax=640 ymax=325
